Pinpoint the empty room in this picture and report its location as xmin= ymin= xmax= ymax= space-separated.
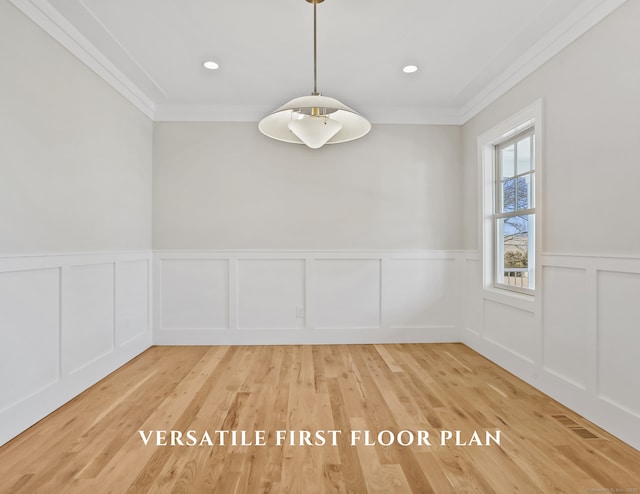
xmin=1 ymin=0 xmax=639 ymax=492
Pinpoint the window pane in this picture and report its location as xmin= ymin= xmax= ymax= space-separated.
xmin=516 ymin=136 xmax=531 ymax=174
xmin=497 ymin=214 xmax=533 ymax=289
xmin=502 ymin=178 xmax=516 ymax=212
xmin=516 ymin=175 xmax=532 ymax=210
xmin=501 ymin=144 xmax=515 ymax=178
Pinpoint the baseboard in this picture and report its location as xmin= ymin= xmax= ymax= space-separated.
xmin=0 ymin=250 xmax=153 ymax=447
xmin=0 ymin=332 xmax=151 ymax=446
xmin=154 ymin=327 xmax=458 ymax=346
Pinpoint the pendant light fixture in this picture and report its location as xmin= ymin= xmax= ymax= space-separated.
xmin=258 ymin=0 xmax=371 ymax=149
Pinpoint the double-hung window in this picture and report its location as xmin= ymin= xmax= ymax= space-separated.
xmin=494 ymin=128 xmax=535 ymax=292
xmin=479 ymin=100 xmax=540 ymax=297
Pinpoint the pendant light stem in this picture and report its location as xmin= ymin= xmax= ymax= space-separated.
xmin=312 ymin=0 xmax=319 ymax=95
xmin=258 ymin=0 xmax=371 ymax=148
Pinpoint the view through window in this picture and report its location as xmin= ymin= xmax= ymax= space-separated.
xmin=495 ymin=128 xmax=535 ymax=291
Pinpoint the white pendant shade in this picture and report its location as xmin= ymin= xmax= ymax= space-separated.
xmin=288 ymin=115 xmax=342 ymax=149
xmin=258 ymin=94 xmax=371 ymax=148
xmin=258 ymin=0 xmax=370 ymax=149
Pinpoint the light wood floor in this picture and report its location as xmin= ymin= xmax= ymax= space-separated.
xmin=1 ymin=344 xmax=639 ymax=493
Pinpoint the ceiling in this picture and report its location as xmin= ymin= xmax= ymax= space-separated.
xmin=15 ymin=0 xmax=627 ymax=123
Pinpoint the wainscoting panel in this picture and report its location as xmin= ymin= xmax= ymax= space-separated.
xmin=159 ymin=259 xmax=229 ymax=329
xmin=541 ymin=265 xmax=589 ymax=389
xmin=0 ymin=268 xmax=60 ymax=412
xmin=0 ymin=252 xmax=152 ymax=447
xmin=597 ymin=269 xmax=640 ymax=418
xmin=463 ymin=252 xmax=640 ymax=451
xmin=116 ymin=260 xmax=150 ymax=346
xmin=62 ymin=263 xmax=115 ymax=375
xmin=4 ymin=249 xmax=640 ymax=452
xmin=385 ymin=257 xmax=456 ymax=328
xmin=154 ymin=251 xmax=466 ymax=345
xmin=483 ymin=299 xmax=536 ymax=363
xmin=463 ymin=257 xmax=483 ymax=336
xmin=313 ymin=259 xmax=381 ymax=329
xmin=237 ymin=259 xmax=305 ymax=330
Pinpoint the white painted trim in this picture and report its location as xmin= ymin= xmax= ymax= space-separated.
xmin=542 ymin=251 xmax=640 ymax=260
xmin=154 ymin=327 xmax=458 ymax=346
xmin=463 ymin=249 xmax=640 ymax=451
xmin=153 ymin=250 xmax=465 ymax=345
xmin=481 ymin=289 xmax=536 ymax=313
xmin=9 ymin=0 xmax=628 ymax=124
xmin=153 ymin=104 xmax=466 ymax=125
xmin=153 ymin=104 xmax=278 ymax=124
xmin=477 ymin=99 xmax=543 ymax=300
xmin=0 ymin=332 xmax=151 ymax=446
xmin=8 ymin=0 xmax=155 ymax=119
xmin=76 ymin=0 xmax=168 ymax=98
xmin=459 ymin=0 xmax=630 ymax=123
xmin=153 ymin=249 xmax=474 ymax=256
xmin=4 ymin=248 xmax=640 ymax=452
xmin=0 ymin=251 xmax=153 ymax=446
xmin=543 ymin=253 xmax=640 ymax=272
xmin=0 ymin=251 xmax=154 ymax=271
xmin=482 ymin=336 xmax=536 ymax=365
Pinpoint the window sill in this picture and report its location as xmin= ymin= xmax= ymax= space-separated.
xmin=482 ymin=286 xmax=536 ymax=313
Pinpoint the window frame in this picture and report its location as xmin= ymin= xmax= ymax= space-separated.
xmin=478 ymin=100 xmax=542 ymax=300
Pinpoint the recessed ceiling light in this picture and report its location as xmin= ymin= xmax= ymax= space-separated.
xmin=403 ymin=65 xmax=418 ymax=74
xmin=203 ymin=61 xmax=219 ymax=70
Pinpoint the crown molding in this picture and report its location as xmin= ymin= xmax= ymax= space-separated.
xmin=364 ymin=106 xmax=464 ymax=126
xmin=9 ymin=0 xmax=156 ymax=119
xmin=459 ymin=0 xmax=630 ymax=123
xmin=10 ymin=0 xmax=629 ymax=125
xmin=154 ymin=104 xmax=274 ymax=123
xmin=154 ymin=103 xmax=466 ymax=125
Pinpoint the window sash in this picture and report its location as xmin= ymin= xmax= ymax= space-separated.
xmin=496 ymin=128 xmax=535 ymax=216
xmin=495 ymin=213 xmax=535 ymax=293
xmin=494 ymin=127 xmax=536 ymax=294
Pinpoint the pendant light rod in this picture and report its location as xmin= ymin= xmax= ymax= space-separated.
xmin=313 ymin=0 xmax=318 ymax=95
xmin=258 ymin=0 xmax=370 ymax=149
xmin=307 ymin=0 xmax=323 ymax=95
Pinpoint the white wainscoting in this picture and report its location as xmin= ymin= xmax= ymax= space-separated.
xmin=0 ymin=252 xmax=152 ymax=446
xmin=154 ymin=251 xmax=467 ymax=345
xmin=462 ymin=251 xmax=640 ymax=451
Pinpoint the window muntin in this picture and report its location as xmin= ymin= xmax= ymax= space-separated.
xmin=495 ymin=129 xmax=535 ymax=292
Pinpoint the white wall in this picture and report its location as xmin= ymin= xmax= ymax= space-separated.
xmin=0 ymin=1 xmax=152 ymax=254
xmin=153 ymin=122 xmax=462 ymax=250
xmin=462 ymin=0 xmax=640 ymax=255
xmin=152 ymin=121 xmax=465 ymax=345
xmin=0 ymin=1 xmax=153 ymax=445
xmin=461 ymin=0 xmax=640 ymax=451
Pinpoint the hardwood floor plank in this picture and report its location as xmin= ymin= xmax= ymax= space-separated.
xmin=350 ymin=417 xmax=411 ymax=494
xmin=327 ymin=377 xmax=369 ymax=493
xmin=1 ymin=343 xmax=639 ymax=493
xmin=87 ymin=346 xmax=232 ymax=492
xmin=414 ymin=451 xmax=454 ymax=492
xmin=345 ymin=346 xmax=435 ymax=493
xmin=373 ymin=344 xmax=403 ymax=373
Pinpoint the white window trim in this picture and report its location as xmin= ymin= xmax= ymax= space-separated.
xmin=477 ymin=99 xmax=543 ymax=301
